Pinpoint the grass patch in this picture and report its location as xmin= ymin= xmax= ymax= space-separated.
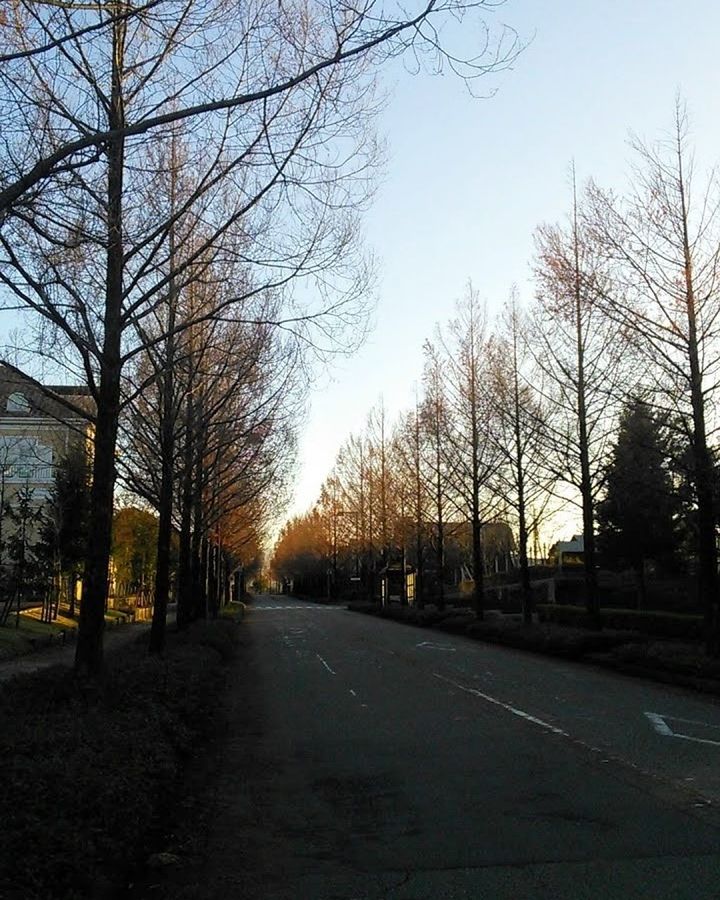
xmin=0 ymin=612 xmax=70 ymax=659
xmin=0 ymin=608 xmax=135 ymax=661
xmin=0 ymin=616 xmax=240 ymax=900
xmin=218 ymin=600 xmax=246 ymax=624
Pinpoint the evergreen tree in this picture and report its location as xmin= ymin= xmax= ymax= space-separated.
xmin=597 ymin=400 xmax=680 ymax=604
xmin=36 ymin=448 xmax=91 ymax=618
xmin=4 ymin=483 xmax=43 ymax=627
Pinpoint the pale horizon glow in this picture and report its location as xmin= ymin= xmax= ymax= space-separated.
xmin=288 ymin=0 xmax=720 ymax=541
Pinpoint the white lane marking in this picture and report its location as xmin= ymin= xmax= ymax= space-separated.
xmin=256 ymin=605 xmax=318 ymax=610
xmin=316 ymin=653 xmax=336 ymax=675
xmin=417 ymin=641 xmax=456 ymax=652
xmin=644 ymin=711 xmax=720 ymax=747
xmin=644 ymin=712 xmax=673 ymax=737
xmin=664 ymin=715 xmax=720 ymax=730
xmin=433 ymin=673 xmax=569 ymax=737
xmin=255 ymin=605 xmax=342 ymax=611
xmin=435 ymin=678 xmax=718 ymax=804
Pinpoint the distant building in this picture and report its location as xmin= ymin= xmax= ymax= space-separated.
xmin=548 ymin=534 xmax=585 ymax=570
xmin=447 ymin=520 xmax=516 ymax=575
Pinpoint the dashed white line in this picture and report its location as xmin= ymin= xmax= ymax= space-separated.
xmin=254 ymin=605 xmax=342 ymax=611
xmin=435 ymin=675 xmax=717 ymax=805
xmin=433 ymin=672 xmax=569 ymax=737
xmin=316 ymin=653 xmax=336 ymax=675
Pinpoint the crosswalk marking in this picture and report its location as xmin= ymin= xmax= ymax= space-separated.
xmin=253 ymin=605 xmax=341 ymax=611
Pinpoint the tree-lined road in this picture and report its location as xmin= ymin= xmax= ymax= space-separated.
xmin=139 ymin=596 xmax=720 ymax=899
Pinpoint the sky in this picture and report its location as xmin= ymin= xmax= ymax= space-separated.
xmin=289 ymin=0 xmax=720 ymax=528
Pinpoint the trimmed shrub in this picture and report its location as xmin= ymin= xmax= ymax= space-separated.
xmin=465 ymin=621 xmax=626 ymax=659
xmin=537 ymin=604 xmax=704 ymax=640
xmin=536 ymin=604 xmax=596 ymax=628
xmin=610 ymin=641 xmax=720 ymax=680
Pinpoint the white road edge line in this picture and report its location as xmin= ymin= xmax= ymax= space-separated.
xmin=316 ymin=653 xmax=336 ymax=675
xmin=662 ymin=714 xmax=720 ymax=731
xmin=434 ymin=677 xmax=718 ymax=803
xmin=433 ymin=672 xmax=569 ymax=737
xmin=672 ymin=733 xmax=720 ymax=748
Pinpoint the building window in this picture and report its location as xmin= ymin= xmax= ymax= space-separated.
xmin=7 ymin=392 xmax=30 ymax=413
xmin=0 ymin=436 xmax=53 ymax=482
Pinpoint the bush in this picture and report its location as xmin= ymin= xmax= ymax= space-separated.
xmin=537 ymin=604 xmax=704 ymax=640
xmin=536 ymin=604 xmax=596 ymax=628
xmin=346 ymin=601 xmax=380 ymax=614
xmin=610 ymin=641 xmax=720 ymax=680
xmin=465 ymin=620 xmax=626 ymax=659
xmin=0 ymin=618 xmax=239 ymax=900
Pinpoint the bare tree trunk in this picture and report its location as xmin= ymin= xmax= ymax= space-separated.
xmin=677 ymin=147 xmax=720 ymax=653
xmin=573 ymin=186 xmax=599 ymax=624
xmin=176 ymin=385 xmax=195 ymax=628
xmin=149 ymin=383 xmax=174 ymax=650
xmin=75 ymin=356 xmax=122 ymax=674
xmin=470 ymin=383 xmax=484 ymax=619
xmin=75 ymin=13 xmax=126 ymax=676
xmin=509 ymin=312 xmax=533 ymax=623
xmin=471 ymin=513 xmax=483 ymax=619
xmin=149 ymin=177 xmax=178 ymax=654
xmin=436 ymin=457 xmax=445 ymax=612
xmin=509 ymin=426 xmax=535 ymax=619
xmin=190 ymin=426 xmax=205 ymax=618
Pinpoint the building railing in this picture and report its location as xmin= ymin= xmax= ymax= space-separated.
xmin=1 ymin=463 xmax=54 ymax=483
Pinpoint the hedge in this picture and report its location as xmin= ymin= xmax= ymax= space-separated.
xmin=537 ymin=604 xmax=704 ymax=640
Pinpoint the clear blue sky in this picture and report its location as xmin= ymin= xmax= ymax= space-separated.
xmin=290 ymin=0 xmax=720 ymax=520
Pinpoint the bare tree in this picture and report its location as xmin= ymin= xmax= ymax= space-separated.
xmin=532 ymin=170 xmax=631 ymax=621
xmin=1 ymin=0 xmax=520 ymax=675
xmin=0 ymin=1 xmax=520 ymax=214
xmin=421 ymin=340 xmax=451 ymax=609
xmin=488 ymin=290 xmax=554 ymax=622
xmin=391 ymin=399 xmax=430 ymax=604
xmin=584 ymin=106 xmax=720 ymax=651
xmin=437 ymin=284 xmax=500 ymax=617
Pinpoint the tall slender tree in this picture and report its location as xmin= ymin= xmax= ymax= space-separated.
xmin=489 ymin=291 xmax=553 ymax=622
xmin=533 ymin=170 xmax=630 ymax=621
xmin=439 ymin=285 xmax=499 ymax=617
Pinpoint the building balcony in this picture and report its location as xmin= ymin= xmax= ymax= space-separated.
xmin=2 ymin=463 xmax=54 ymax=483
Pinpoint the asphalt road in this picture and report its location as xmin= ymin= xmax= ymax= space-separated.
xmin=135 ymin=595 xmax=720 ymax=899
